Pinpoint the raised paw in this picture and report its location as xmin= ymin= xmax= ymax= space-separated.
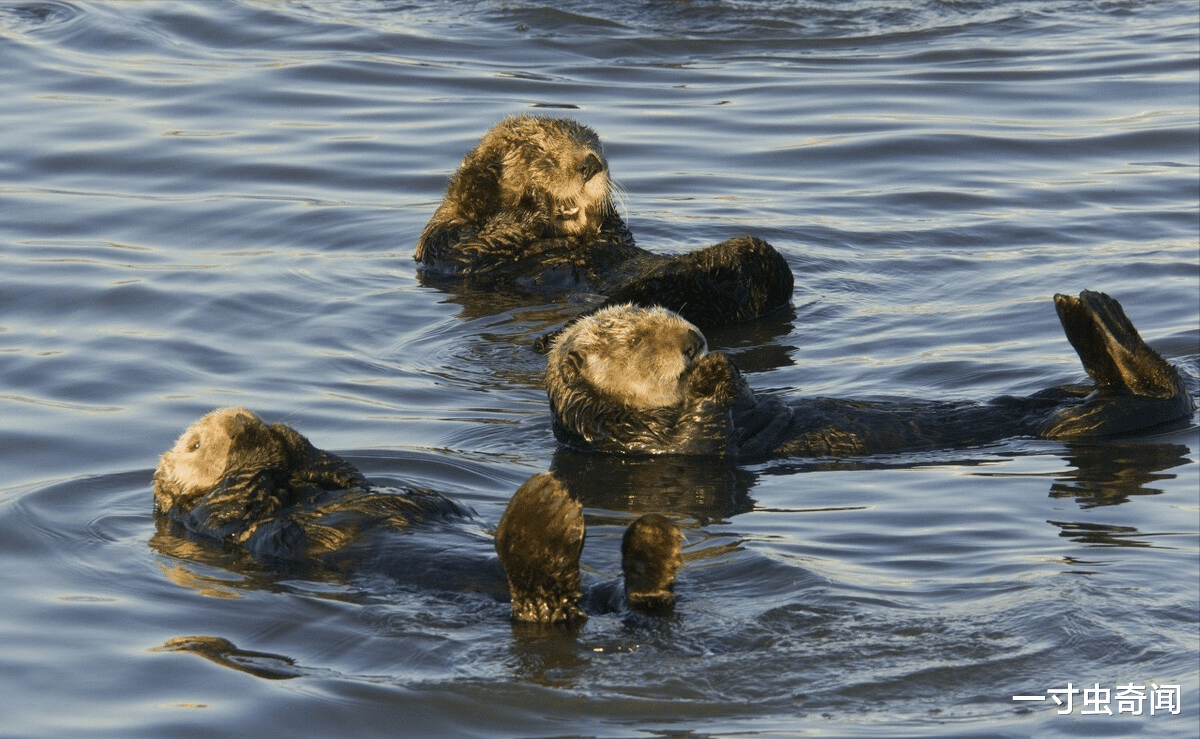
xmin=684 ymin=352 xmax=740 ymax=405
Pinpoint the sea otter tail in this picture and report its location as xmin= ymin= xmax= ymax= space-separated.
xmin=1041 ymin=290 xmax=1193 ymax=438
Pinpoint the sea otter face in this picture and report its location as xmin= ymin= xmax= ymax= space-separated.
xmin=488 ymin=116 xmax=614 ymax=236
xmin=153 ymin=407 xmax=268 ymax=513
xmin=552 ymin=305 xmax=707 ymax=410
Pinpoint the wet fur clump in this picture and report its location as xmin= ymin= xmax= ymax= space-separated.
xmin=493 ymin=472 xmax=588 ymax=624
xmin=621 ymin=513 xmax=684 ymax=614
xmin=416 ymin=116 xmax=794 ymax=330
xmin=546 ymin=293 xmax=1194 ymax=460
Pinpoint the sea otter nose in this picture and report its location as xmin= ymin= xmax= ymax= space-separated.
xmin=578 ymin=153 xmax=603 ymax=182
xmin=683 ymin=329 xmax=706 ymax=362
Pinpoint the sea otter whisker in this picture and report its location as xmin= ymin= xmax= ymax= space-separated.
xmin=608 ymin=177 xmax=628 ymax=219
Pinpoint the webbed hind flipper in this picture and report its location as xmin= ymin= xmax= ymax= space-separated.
xmin=622 ymin=513 xmax=683 ymax=616
xmin=1042 ymin=290 xmax=1193 ymax=438
xmin=495 ymin=473 xmax=586 ymax=625
xmin=1055 ymin=290 xmax=1184 ymax=398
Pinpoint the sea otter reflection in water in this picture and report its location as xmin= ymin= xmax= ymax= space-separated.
xmin=153 ymin=408 xmax=682 ymax=625
xmin=546 ymin=291 xmax=1194 ymax=459
xmin=414 ymin=116 xmax=794 ymax=331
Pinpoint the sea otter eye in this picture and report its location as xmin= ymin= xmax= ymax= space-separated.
xmin=186 ymin=435 xmax=201 ymax=452
xmin=578 ymin=153 xmax=603 ymax=182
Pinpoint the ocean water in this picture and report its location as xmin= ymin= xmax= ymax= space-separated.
xmin=0 ymin=1 xmax=1197 ymax=737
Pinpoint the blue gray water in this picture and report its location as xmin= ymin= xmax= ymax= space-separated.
xmin=1 ymin=1 xmax=1197 ymax=737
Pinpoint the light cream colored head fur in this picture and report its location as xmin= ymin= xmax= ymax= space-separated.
xmin=549 ymin=304 xmax=707 ymax=410
xmin=155 ymin=407 xmax=264 ymax=499
xmin=489 ymin=116 xmax=613 ymax=236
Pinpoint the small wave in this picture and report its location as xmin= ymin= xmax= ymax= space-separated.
xmin=0 ymin=2 xmax=81 ymax=37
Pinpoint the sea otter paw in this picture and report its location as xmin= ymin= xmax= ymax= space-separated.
xmin=685 ymin=352 xmax=740 ymax=405
xmin=495 ymin=473 xmax=586 ymax=625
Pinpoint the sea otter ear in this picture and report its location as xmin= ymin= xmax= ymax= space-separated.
xmin=224 ymin=413 xmax=282 ymax=466
xmin=578 ymin=152 xmax=603 ymax=182
xmin=563 ymin=349 xmax=585 ymax=377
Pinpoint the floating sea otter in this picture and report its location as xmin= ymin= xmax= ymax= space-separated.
xmin=414 ymin=116 xmax=794 ymax=330
xmin=545 ymin=291 xmax=1194 ymax=459
xmin=153 ymin=408 xmax=682 ymax=624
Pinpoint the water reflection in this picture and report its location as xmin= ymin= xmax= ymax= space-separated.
xmin=154 ymin=636 xmax=311 ymax=681
xmin=1049 ymin=521 xmax=1152 ymax=548
xmin=504 ymin=596 xmax=684 ymax=688
xmin=418 ymin=270 xmax=800 ymax=361
xmin=1046 ymin=438 xmax=1194 ymax=550
xmin=148 ymin=511 xmax=509 ymax=602
xmin=550 ymin=448 xmax=756 ymax=524
xmin=416 ymin=273 xmax=591 ymax=326
xmin=1049 ymin=440 xmax=1192 ymax=508
xmin=505 ymin=620 xmax=589 ymax=687
xmin=149 ymin=517 xmax=285 ymax=597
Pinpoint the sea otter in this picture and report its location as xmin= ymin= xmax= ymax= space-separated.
xmin=415 ymin=115 xmax=793 ymax=330
xmin=153 ymin=407 xmax=682 ymax=623
xmin=545 ymin=291 xmax=1195 ymax=459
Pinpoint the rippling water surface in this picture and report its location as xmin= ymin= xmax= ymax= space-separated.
xmin=1 ymin=1 xmax=1197 ymax=737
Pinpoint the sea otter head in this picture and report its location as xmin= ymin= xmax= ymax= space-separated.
xmin=548 ymin=304 xmax=707 ymax=414
xmin=153 ymin=408 xmax=366 ymax=539
xmin=154 ymin=407 xmax=263 ymax=514
xmin=453 ymin=116 xmax=616 ymax=237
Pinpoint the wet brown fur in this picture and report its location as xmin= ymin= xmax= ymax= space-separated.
xmin=546 ymin=304 xmax=744 ymax=456
xmin=622 ymin=513 xmax=684 ymax=613
xmin=416 ymin=116 xmax=637 ymax=280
